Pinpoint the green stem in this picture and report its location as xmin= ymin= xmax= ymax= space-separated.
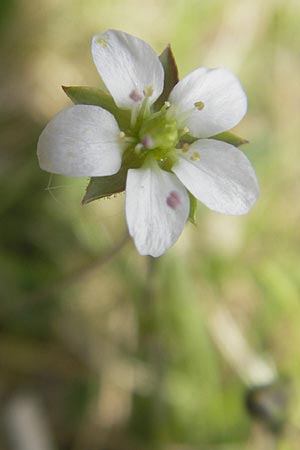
xmin=135 ymin=256 xmax=165 ymax=449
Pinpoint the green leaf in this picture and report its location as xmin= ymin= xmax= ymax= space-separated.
xmin=82 ymin=167 xmax=127 ymax=205
xmin=62 ymin=86 xmax=131 ymax=130
xmin=188 ymin=192 xmax=198 ymax=225
xmin=153 ymin=45 xmax=179 ymax=111
xmin=211 ymin=131 xmax=249 ymax=147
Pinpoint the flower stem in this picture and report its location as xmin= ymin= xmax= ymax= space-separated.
xmin=134 ymin=256 xmax=165 ymax=448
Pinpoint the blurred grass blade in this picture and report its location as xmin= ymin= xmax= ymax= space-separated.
xmin=62 ymin=86 xmax=131 ymax=130
xmin=153 ymin=44 xmax=179 ymax=111
xmin=82 ymin=167 xmax=127 ymax=204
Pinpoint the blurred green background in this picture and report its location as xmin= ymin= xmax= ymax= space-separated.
xmin=1 ymin=0 xmax=300 ymax=449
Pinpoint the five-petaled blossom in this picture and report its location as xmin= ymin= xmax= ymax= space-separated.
xmin=37 ymin=30 xmax=259 ymax=257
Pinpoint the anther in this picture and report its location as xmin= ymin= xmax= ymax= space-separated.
xmin=182 ymin=143 xmax=189 ymax=153
xmin=190 ymin=151 xmax=200 ymax=161
xmin=194 ymin=101 xmax=205 ymax=110
xmin=97 ymin=37 xmax=108 ymax=48
xmin=130 ymin=89 xmax=143 ymax=102
xmin=143 ymin=86 xmax=154 ymax=97
xmin=119 ymin=131 xmax=126 ymax=141
xmin=166 ymin=191 xmax=181 ymax=210
xmin=178 ymin=126 xmax=190 ymax=139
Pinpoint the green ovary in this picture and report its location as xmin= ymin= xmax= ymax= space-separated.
xmin=139 ymin=113 xmax=178 ymax=151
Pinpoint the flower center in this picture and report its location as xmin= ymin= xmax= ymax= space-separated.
xmin=122 ymin=98 xmax=189 ymax=172
xmin=139 ymin=111 xmax=178 ymax=151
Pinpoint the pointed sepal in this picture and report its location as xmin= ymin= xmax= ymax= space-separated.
xmin=153 ymin=45 xmax=179 ymax=111
xmin=181 ymin=131 xmax=248 ymax=148
xmin=188 ymin=192 xmax=198 ymax=225
xmin=62 ymin=86 xmax=131 ymax=130
xmin=212 ymin=131 xmax=249 ymax=147
xmin=82 ymin=166 xmax=127 ymax=204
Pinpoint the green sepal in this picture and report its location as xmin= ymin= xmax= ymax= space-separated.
xmin=188 ymin=192 xmax=198 ymax=225
xmin=153 ymin=45 xmax=179 ymax=111
xmin=212 ymin=131 xmax=249 ymax=147
xmin=62 ymin=86 xmax=131 ymax=130
xmin=180 ymin=131 xmax=248 ymax=148
xmin=82 ymin=166 xmax=127 ymax=205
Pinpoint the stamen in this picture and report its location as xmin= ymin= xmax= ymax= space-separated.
xmin=118 ymin=131 xmax=137 ymax=147
xmin=125 ymin=136 xmax=138 ymax=144
xmin=135 ymin=143 xmax=143 ymax=153
xmin=178 ymin=126 xmax=190 ymax=139
xmin=194 ymin=101 xmax=205 ymax=110
xmin=130 ymin=89 xmax=143 ymax=102
xmin=166 ymin=104 xmax=177 ymax=120
xmin=119 ymin=131 xmax=126 ymax=141
xmin=190 ymin=151 xmax=200 ymax=161
xmin=182 ymin=143 xmax=189 ymax=153
xmin=143 ymin=86 xmax=154 ymax=97
xmin=159 ymin=101 xmax=171 ymax=115
xmin=166 ymin=191 xmax=182 ymax=210
xmin=139 ymin=96 xmax=151 ymax=120
xmin=130 ymin=103 xmax=139 ymax=128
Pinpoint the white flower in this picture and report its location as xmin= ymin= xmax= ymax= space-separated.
xmin=37 ymin=29 xmax=259 ymax=258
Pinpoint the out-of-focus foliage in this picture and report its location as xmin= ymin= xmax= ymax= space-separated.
xmin=1 ymin=0 xmax=300 ymax=449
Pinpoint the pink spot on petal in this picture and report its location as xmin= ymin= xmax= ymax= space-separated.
xmin=166 ymin=191 xmax=181 ymax=209
xmin=129 ymin=89 xmax=143 ymax=102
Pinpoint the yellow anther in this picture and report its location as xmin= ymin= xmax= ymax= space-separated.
xmin=97 ymin=37 xmax=109 ymax=47
xmin=178 ymin=126 xmax=190 ymax=139
xmin=190 ymin=151 xmax=200 ymax=161
xmin=164 ymin=101 xmax=171 ymax=108
xmin=119 ymin=131 xmax=126 ymax=141
xmin=194 ymin=101 xmax=205 ymax=110
xmin=182 ymin=143 xmax=189 ymax=153
xmin=143 ymin=86 xmax=154 ymax=97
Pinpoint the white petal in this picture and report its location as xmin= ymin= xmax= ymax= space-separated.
xmin=173 ymin=139 xmax=259 ymax=215
xmin=169 ymin=67 xmax=247 ymax=138
xmin=91 ymin=30 xmax=164 ymax=109
xmin=37 ymin=105 xmax=122 ymax=177
xmin=125 ymin=160 xmax=189 ymax=257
